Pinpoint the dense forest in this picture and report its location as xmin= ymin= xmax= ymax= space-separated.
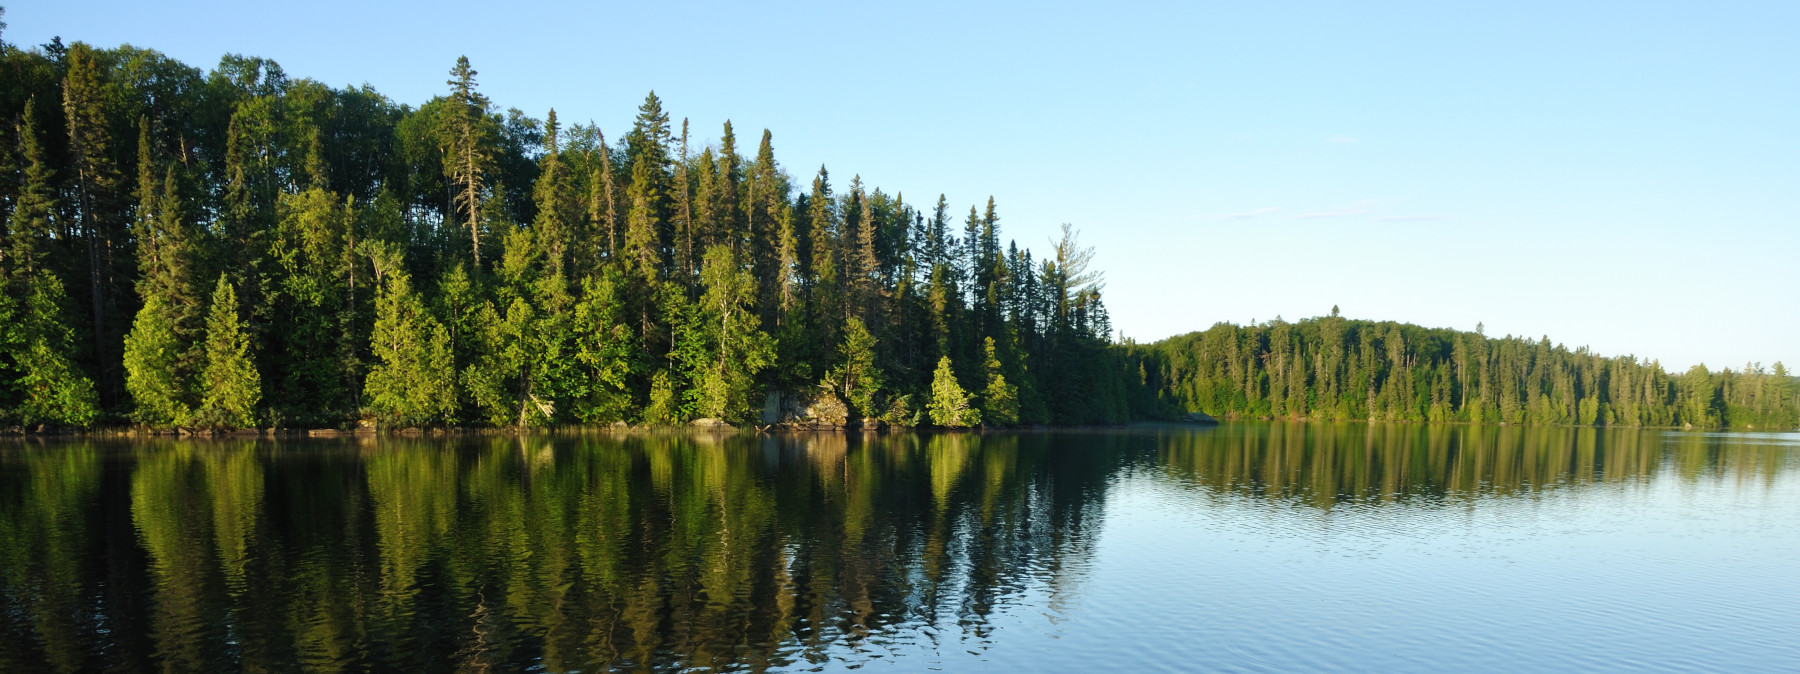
xmin=0 ymin=20 xmax=1136 ymax=430
xmin=1129 ymin=310 xmax=1799 ymax=429
xmin=0 ymin=17 xmax=1791 ymax=432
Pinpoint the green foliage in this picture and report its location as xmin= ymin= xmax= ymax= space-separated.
xmin=689 ymin=246 xmax=775 ymax=423
xmin=0 ymin=41 xmax=1157 ymax=430
xmin=1139 ymin=316 xmax=1800 ymax=429
xmin=643 ymin=370 xmax=679 ymax=425
xmin=929 ymin=356 xmax=979 ymax=428
xmin=192 ymin=276 xmax=260 ymax=429
xmin=981 ymin=337 xmax=1019 ymax=426
xmin=123 ymin=292 xmax=192 ymax=427
xmin=569 ymin=271 xmax=637 ymax=423
xmin=23 ymin=39 xmax=1776 ymax=434
xmin=267 ymin=187 xmax=355 ymax=423
xmin=363 ymin=271 xmax=455 ymax=427
xmin=825 ymin=317 xmax=883 ymax=418
xmin=7 ymin=276 xmax=100 ymax=427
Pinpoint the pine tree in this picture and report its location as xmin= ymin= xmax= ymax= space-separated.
xmin=592 ymin=129 xmax=620 ymax=258
xmin=929 ymin=356 xmax=979 ymax=428
xmin=8 ymin=101 xmax=55 ymax=273
xmin=0 ymin=41 xmax=1166 ymax=430
xmin=193 ymin=275 xmax=261 ymax=430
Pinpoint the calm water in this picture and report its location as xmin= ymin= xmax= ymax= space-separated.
xmin=1 ymin=424 xmax=1797 ymax=672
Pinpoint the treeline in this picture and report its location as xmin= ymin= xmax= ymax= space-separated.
xmin=0 ymin=23 xmax=1138 ymax=429
xmin=1133 ymin=311 xmax=1800 ymax=429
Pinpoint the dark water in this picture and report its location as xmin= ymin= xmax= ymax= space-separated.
xmin=1 ymin=424 xmax=1796 ymax=673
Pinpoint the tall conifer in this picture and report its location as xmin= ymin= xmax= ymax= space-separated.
xmin=193 ymin=275 xmax=260 ymax=429
xmin=441 ymin=56 xmax=494 ymax=266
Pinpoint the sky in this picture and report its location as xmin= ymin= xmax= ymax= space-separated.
xmin=7 ymin=1 xmax=1796 ymax=371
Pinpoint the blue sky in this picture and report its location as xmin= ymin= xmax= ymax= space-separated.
xmin=8 ymin=1 xmax=1796 ymax=370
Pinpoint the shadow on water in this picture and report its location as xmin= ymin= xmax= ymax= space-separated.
xmin=0 ymin=425 xmax=1791 ymax=672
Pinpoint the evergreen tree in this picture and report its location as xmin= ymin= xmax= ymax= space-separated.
xmin=123 ymin=292 xmax=191 ymax=427
xmin=928 ymin=356 xmax=979 ymax=428
xmin=363 ymin=267 xmax=455 ymax=427
xmin=49 ymin=37 xmax=1788 ymax=435
xmin=10 ymin=275 xmax=101 ymax=427
xmin=623 ymin=153 xmax=663 ymax=279
xmin=62 ymin=43 xmax=125 ymax=400
xmin=825 ymin=317 xmax=883 ymax=419
xmin=1 ymin=102 xmax=100 ymax=427
xmin=441 ymin=56 xmax=495 ymax=266
xmin=192 ymin=276 xmax=260 ymax=430
xmin=981 ymin=336 xmax=1019 ymax=425
xmin=7 ymin=101 xmax=54 ymax=273
xmin=534 ymin=109 xmax=576 ymax=275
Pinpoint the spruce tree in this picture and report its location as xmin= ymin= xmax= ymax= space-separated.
xmin=123 ymin=292 xmax=191 ymax=427
xmin=624 ymin=155 xmax=662 ymax=279
xmin=8 ymin=101 xmax=54 ymax=273
xmin=193 ymin=275 xmax=261 ymax=430
xmin=826 ymin=317 xmax=883 ymax=419
xmin=2 ymin=104 xmax=101 ymax=427
xmin=929 ymin=356 xmax=979 ymax=428
xmin=981 ymin=336 xmax=1019 ymax=425
xmin=533 ymin=109 xmax=574 ymax=274
xmin=441 ymin=56 xmax=495 ymax=266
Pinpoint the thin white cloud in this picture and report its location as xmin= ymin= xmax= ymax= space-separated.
xmin=1294 ymin=203 xmax=1374 ymax=219
xmin=1218 ymin=207 xmax=1282 ymax=221
xmin=1377 ymin=215 xmax=1448 ymax=222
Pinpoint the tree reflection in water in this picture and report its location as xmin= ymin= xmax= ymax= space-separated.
xmin=0 ymin=425 xmax=1790 ymax=671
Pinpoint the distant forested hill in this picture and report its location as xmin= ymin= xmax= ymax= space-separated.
xmin=1127 ymin=312 xmax=1798 ymax=429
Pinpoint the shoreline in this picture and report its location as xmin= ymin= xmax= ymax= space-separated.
xmin=2 ymin=418 xmax=1793 ymax=440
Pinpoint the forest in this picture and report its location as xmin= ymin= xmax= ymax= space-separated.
xmin=0 ymin=26 xmax=1136 ymax=430
xmin=0 ymin=20 xmax=1791 ymax=432
xmin=1129 ymin=310 xmax=1799 ymax=429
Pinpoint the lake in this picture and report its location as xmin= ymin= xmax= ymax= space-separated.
xmin=1 ymin=423 xmax=1796 ymax=672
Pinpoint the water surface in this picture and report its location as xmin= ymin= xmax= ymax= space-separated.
xmin=1 ymin=424 xmax=1796 ymax=672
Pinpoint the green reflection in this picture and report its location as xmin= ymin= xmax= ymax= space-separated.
xmin=1152 ymin=423 xmax=1794 ymax=507
xmin=0 ymin=443 xmax=101 ymax=673
xmin=0 ymin=426 xmax=1791 ymax=671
